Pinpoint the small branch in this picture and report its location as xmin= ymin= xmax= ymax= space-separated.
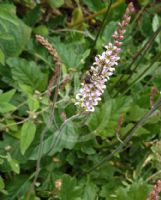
xmin=26 ymin=36 xmax=62 ymax=200
xmin=68 ymin=0 xmax=124 ymax=28
xmin=150 ymin=86 xmax=158 ymax=109
xmin=47 ymin=113 xmax=81 ymax=155
xmin=115 ymin=114 xmax=124 ymax=143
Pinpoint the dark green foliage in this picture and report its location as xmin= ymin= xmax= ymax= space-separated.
xmin=0 ymin=0 xmax=161 ymax=199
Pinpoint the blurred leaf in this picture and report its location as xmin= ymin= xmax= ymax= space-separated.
xmin=3 ymin=175 xmax=30 ymax=200
xmin=0 ymin=4 xmax=31 ymax=57
xmin=83 ymin=0 xmax=105 ymax=12
xmin=59 ymin=174 xmax=82 ymax=200
xmin=47 ymin=0 xmax=64 ymax=8
xmin=0 ymin=48 xmax=5 ymax=65
xmin=99 ymin=21 xmax=117 ymax=48
xmin=27 ymin=95 xmax=40 ymax=111
xmin=6 ymin=153 xmax=20 ymax=174
xmin=152 ymin=14 xmax=160 ymax=32
xmin=23 ymin=6 xmax=41 ymax=27
xmin=0 ymin=103 xmax=16 ymax=113
xmin=7 ymin=58 xmax=48 ymax=91
xmin=115 ymin=182 xmax=150 ymax=200
xmin=20 ymin=121 xmax=36 ymax=155
xmin=33 ymin=25 xmax=49 ymax=36
xmin=0 ymin=89 xmax=15 ymax=103
xmin=50 ymin=37 xmax=87 ymax=68
xmin=140 ymin=12 xmax=153 ymax=36
xmin=0 ymin=176 xmax=5 ymax=190
xmin=127 ymin=105 xmax=148 ymax=121
xmin=70 ymin=7 xmax=84 ymax=28
xmin=152 ymin=14 xmax=160 ymax=45
xmin=0 ymin=89 xmax=16 ymax=113
xmin=19 ymin=83 xmax=33 ymax=95
xmin=130 ymin=62 xmax=160 ymax=85
xmin=83 ymin=181 xmax=98 ymax=200
xmin=86 ymin=100 xmax=112 ymax=134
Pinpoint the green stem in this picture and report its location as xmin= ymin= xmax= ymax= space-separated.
xmin=88 ymin=0 xmax=112 ymax=60
xmin=68 ymin=0 xmax=124 ymax=28
xmin=47 ymin=113 xmax=81 ymax=155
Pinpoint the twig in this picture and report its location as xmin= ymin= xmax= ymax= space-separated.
xmin=47 ymin=114 xmax=81 ymax=155
xmin=146 ymin=170 xmax=161 ymax=183
xmin=150 ymin=86 xmax=158 ymax=109
xmin=26 ymin=36 xmax=62 ymax=200
xmin=115 ymin=114 xmax=124 ymax=143
xmin=68 ymin=0 xmax=124 ymax=28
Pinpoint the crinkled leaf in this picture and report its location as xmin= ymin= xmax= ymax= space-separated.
xmin=59 ymin=175 xmax=82 ymax=200
xmin=7 ymin=58 xmax=48 ymax=91
xmin=0 ymin=4 xmax=31 ymax=56
xmin=86 ymin=100 xmax=112 ymax=134
xmin=115 ymin=182 xmax=150 ymax=200
xmin=48 ymin=0 xmax=64 ymax=8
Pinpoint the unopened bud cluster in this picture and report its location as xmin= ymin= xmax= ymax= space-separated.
xmin=146 ymin=180 xmax=161 ymax=200
xmin=75 ymin=3 xmax=135 ymax=112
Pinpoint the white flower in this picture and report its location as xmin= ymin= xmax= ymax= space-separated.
xmin=75 ymin=2 xmax=135 ymax=112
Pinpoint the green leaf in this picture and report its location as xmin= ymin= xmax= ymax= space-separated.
xmin=7 ymin=58 xmax=48 ymax=91
xmin=115 ymin=182 xmax=150 ymax=200
xmin=0 ymin=102 xmax=16 ymax=113
xmin=152 ymin=14 xmax=160 ymax=45
xmin=86 ymin=99 xmax=112 ymax=134
xmin=152 ymin=14 xmax=160 ymax=32
xmin=0 ymin=48 xmax=5 ymax=65
xmin=0 ymin=89 xmax=15 ymax=103
xmin=7 ymin=153 xmax=20 ymax=174
xmin=83 ymin=181 xmax=98 ymax=200
xmin=23 ymin=6 xmax=41 ymax=27
xmin=19 ymin=83 xmax=33 ymax=95
xmin=27 ymin=95 xmax=40 ymax=111
xmin=20 ymin=121 xmax=36 ymax=155
xmin=0 ymin=89 xmax=16 ymax=113
xmin=47 ymin=0 xmax=64 ymax=8
xmin=50 ymin=37 xmax=87 ymax=68
xmin=83 ymin=0 xmax=105 ymax=12
xmin=48 ymin=121 xmax=78 ymax=155
xmin=0 ymin=4 xmax=31 ymax=57
xmin=0 ymin=176 xmax=5 ymax=190
xmin=33 ymin=25 xmax=49 ymax=36
xmin=59 ymin=175 xmax=82 ymax=200
xmin=70 ymin=7 xmax=84 ymax=27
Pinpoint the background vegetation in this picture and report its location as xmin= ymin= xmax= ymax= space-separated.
xmin=0 ymin=0 xmax=161 ymax=199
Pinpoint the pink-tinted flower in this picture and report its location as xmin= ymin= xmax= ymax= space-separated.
xmin=75 ymin=3 xmax=135 ymax=112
